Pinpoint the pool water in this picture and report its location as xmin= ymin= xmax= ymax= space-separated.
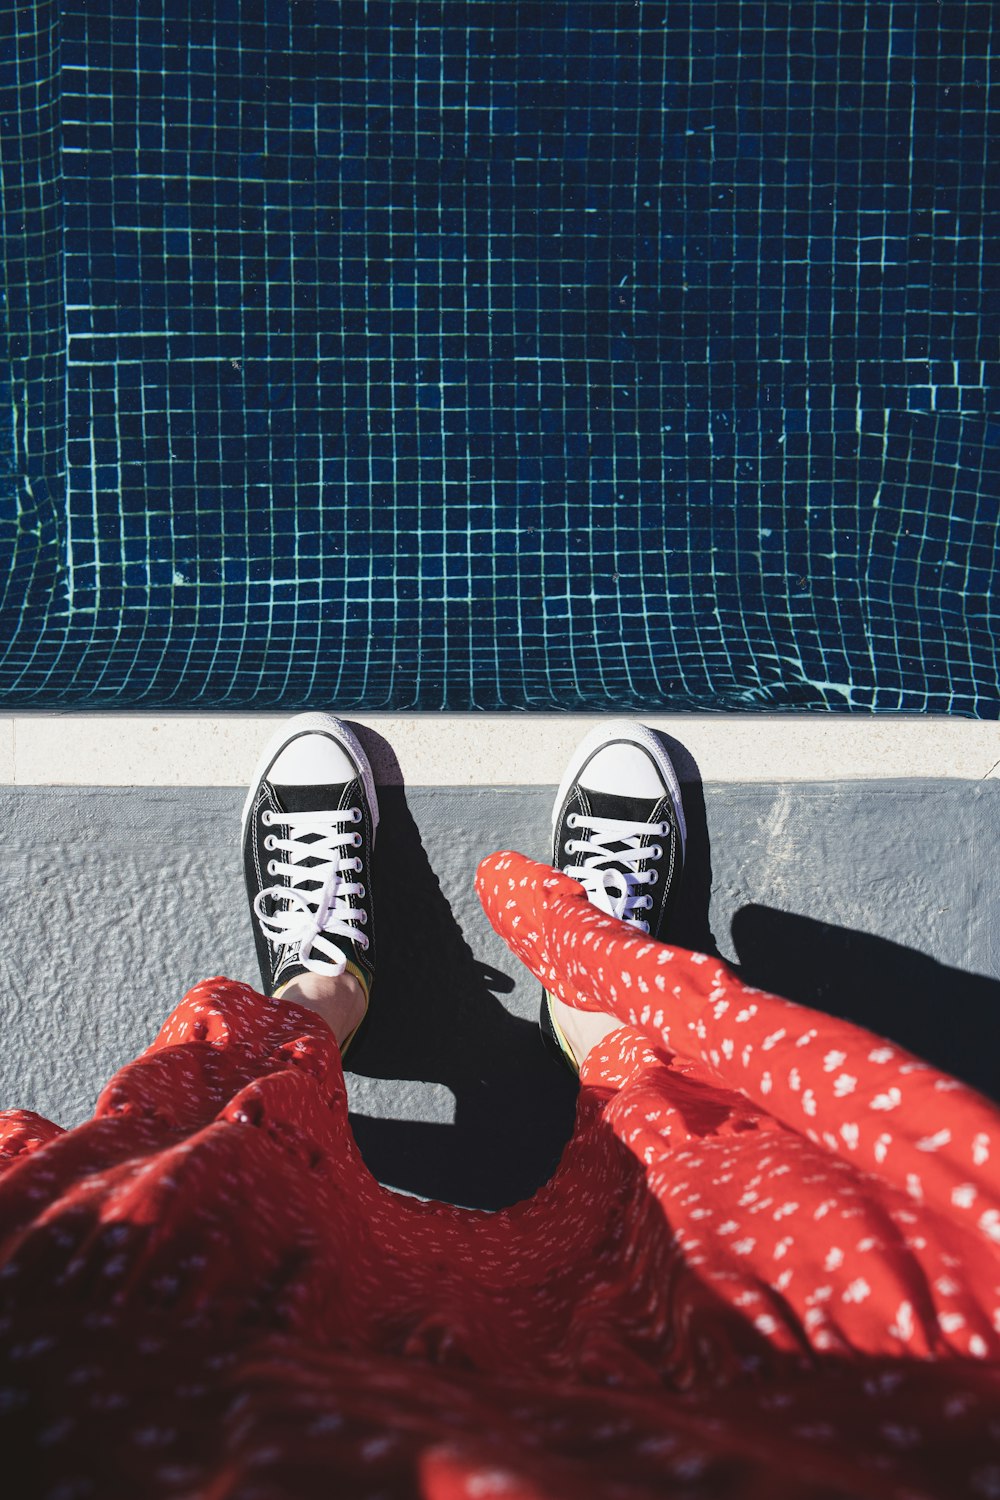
xmin=1 ymin=1 xmax=996 ymax=712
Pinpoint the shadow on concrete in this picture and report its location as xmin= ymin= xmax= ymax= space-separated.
xmin=342 ymin=723 xmax=728 ymax=1210
xmin=649 ymin=730 xmax=720 ymax=961
xmin=340 ymin=721 xmax=999 ymax=1203
xmin=731 ymin=905 xmax=1000 ymax=1103
xmin=345 ymin=726 xmax=579 ymax=1211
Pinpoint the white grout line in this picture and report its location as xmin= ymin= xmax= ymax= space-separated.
xmin=4 ymin=713 xmax=999 ymax=786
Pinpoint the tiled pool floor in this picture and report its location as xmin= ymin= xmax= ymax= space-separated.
xmin=3 ymin=5 xmax=997 ymax=716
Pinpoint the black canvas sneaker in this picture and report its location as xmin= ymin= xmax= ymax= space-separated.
xmin=542 ymin=719 xmax=687 ymax=1071
xmin=241 ymin=714 xmax=378 ymax=1045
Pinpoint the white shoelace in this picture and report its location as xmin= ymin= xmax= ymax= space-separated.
xmin=563 ymin=812 xmax=671 ymax=933
xmin=253 ymin=807 xmax=369 ymax=976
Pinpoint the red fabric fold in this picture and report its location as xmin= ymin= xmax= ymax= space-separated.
xmin=0 ymin=856 xmax=997 ymax=1498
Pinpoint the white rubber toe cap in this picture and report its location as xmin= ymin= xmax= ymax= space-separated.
xmin=269 ymin=732 xmax=357 ymax=786
xmin=578 ymin=740 xmax=671 ymax=798
xmin=552 ymin=718 xmax=687 ymax=850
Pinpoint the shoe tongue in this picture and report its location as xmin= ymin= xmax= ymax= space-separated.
xmin=581 ymin=787 xmax=662 ymax=827
xmin=274 ymin=781 xmax=353 ymax=815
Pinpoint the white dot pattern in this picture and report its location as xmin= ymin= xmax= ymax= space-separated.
xmin=0 ymin=851 xmax=997 ymax=1498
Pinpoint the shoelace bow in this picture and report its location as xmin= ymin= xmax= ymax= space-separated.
xmin=564 ymin=812 xmax=671 ymax=933
xmin=253 ymin=807 xmax=368 ymax=976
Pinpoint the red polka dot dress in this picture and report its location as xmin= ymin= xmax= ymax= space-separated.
xmin=1 ymin=851 xmax=999 ymax=1499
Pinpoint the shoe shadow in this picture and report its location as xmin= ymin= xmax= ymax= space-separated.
xmin=731 ymin=905 xmax=1000 ymax=1103
xmin=342 ymin=726 xmax=579 ymax=1211
xmin=646 ymin=729 xmax=720 ymax=960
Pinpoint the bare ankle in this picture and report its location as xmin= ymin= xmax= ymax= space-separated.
xmin=275 ymin=970 xmax=366 ymax=1048
xmin=550 ymin=994 xmax=623 ymax=1070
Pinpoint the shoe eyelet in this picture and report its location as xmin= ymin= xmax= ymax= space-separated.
xmin=659 ymin=822 xmax=671 ymax=837
xmin=351 ymin=832 xmax=362 ymax=848
xmin=261 ymin=809 xmax=274 ymax=826
xmin=359 ymin=936 xmax=370 ymax=951
xmin=567 ymin=813 xmax=579 ymax=829
xmin=358 ymin=911 xmax=367 ymax=924
xmin=351 ymin=807 xmax=362 ymax=823
xmin=264 ymin=834 xmax=276 ymax=851
xmin=267 ymin=859 xmax=279 ymax=876
xmin=565 ymin=840 xmax=577 ymax=855
xmin=649 ymin=844 xmax=662 ymax=861
xmin=648 ymin=870 xmax=658 ymax=885
xmin=357 ymin=884 xmax=365 ymax=898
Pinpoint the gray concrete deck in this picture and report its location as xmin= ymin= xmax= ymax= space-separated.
xmin=1 ymin=771 xmax=996 ymax=1209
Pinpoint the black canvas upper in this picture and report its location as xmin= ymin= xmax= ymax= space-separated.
xmin=552 ymin=750 xmax=683 ymax=944
xmin=243 ymin=768 xmax=376 ymax=999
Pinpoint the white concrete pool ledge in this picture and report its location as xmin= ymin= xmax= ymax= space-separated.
xmin=1 ymin=714 xmax=997 ymax=786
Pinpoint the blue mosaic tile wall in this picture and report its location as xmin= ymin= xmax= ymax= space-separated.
xmin=1 ymin=1 xmax=997 ymax=712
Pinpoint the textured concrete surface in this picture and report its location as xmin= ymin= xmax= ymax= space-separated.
xmin=0 ymin=776 xmax=996 ymax=1209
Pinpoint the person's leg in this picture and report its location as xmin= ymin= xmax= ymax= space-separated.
xmin=479 ymin=846 xmax=1000 ymax=1363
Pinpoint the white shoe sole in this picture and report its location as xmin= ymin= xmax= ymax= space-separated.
xmin=550 ymin=718 xmax=687 ymax=855
xmin=240 ymin=712 xmax=380 ymax=838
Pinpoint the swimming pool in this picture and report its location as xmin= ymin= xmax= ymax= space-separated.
xmin=1 ymin=2 xmax=996 ymax=712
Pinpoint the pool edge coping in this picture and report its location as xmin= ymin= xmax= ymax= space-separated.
xmin=2 ymin=713 xmax=997 ymax=786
